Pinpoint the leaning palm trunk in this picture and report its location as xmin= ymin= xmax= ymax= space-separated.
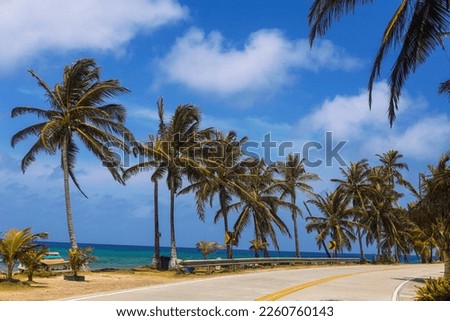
xmin=443 ymin=247 xmax=450 ymax=277
xmin=169 ymin=179 xmax=178 ymax=269
xmin=62 ymin=137 xmax=77 ymax=249
xmin=292 ymin=195 xmax=301 ymax=258
xmin=356 ymin=226 xmax=365 ymax=262
xmin=151 ymin=180 xmax=161 ymax=269
xmin=220 ymin=192 xmax=233 ymax=259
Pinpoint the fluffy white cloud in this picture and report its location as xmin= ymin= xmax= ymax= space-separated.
xmin=297 ymin=81 xmax=449 ymax=162
xmin=0 ymin=0 xmax=187 ymax=68
xmin=299 ymin=82 xmax=409 ymax=139
xmin=369 ymin=115 xmax=450 ymax=161
xmin=156 ymin=28 xmax=361 ymax=98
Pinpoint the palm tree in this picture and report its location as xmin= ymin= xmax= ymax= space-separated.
xmin=249 ymin=239 xmax=270 ymax=258
xmin=376 ymin=150 xmax=410 ymax=189
xmin=156 ymin=101 xmax=212 ymax=269
xmin=0 ymin=228 xmax=48 ymax=280
xmin=306 ymin=190 xmax=357 ymax=257
xmin=19 ymin=246 xmax=48 ymax=282
xmin=229 ymin=159 xmax=293 ymax=254
xmin=332 ymin=159 xmax=373 ymax=261
xmin=179 ymin=130 xmax=250 ymax=259
xmin=123 ymin=98 xmax=169 ymax=270
xmin=413 ymin=152 xmax=450 ymax=275
xmin=196 ymin=241 xmax=224 ymax=259
xmin=373 ymin=150 xmax=411 ymax=261
xmin=309 ymin=0 xmax=450 ymax=125
xmin=273 ymin=153 xmax=319 ymax=258
xmin=11 ymin=58 xmax=132 ymax=249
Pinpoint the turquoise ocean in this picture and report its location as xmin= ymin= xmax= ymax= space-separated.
xmin=1 ymin=241 xmax=422 ymax=271
xmin=36 ymin=242 xmax=381 ymax=270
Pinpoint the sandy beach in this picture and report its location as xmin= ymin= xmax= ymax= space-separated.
xmin=0 ymin=268 xmax=197 ymax=301
xmin=0 ymin=264 xmax=333 ymax=301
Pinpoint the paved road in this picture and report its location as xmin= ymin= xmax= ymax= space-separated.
xmin=70 ymin=264 xmax=444 ymax=301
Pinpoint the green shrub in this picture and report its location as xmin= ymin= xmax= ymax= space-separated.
xmin=416 ymin=277 xmax=450 ymax=301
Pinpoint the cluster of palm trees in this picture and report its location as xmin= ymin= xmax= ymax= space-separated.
xmin=123 ymin=98 xmax=319 ymax=268
xmin=6 ymin=58 xmax=450 ymax=277
xmin=0 ymin=228 xmax=48 ymax=281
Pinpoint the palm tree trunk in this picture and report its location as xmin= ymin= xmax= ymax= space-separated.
xmin=443 ymin=247 xmax=450 ymax=277
xmin=6 ymin=261 xmax=14 ymax=280
xmin=356 ymin=226 xmax=365 ymax=262
xmin=169 ymin=177 xmax=177 ymax=269
xmin=62 ymin=137 xmax=78 ymax=249
xmin=220 ymin=191 xmax=232 ymax=259
xmin=151 ymin=180 xmax=161 ymax=269
xmin=292 ymin=194 xmax=301 ymax=258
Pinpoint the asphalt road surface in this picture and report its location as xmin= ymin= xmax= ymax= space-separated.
xmin=70 ymin=263 xmax=444 ymax=301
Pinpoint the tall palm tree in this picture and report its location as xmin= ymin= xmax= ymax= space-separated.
xmin=11 ymin=58 xmax=132 ymax=249
xmin=228 ymin=159 xmax=293 ymax=254
xmin=374 ymin=150 xmax=411 ymax=260
xmin=332 ymin=159 xmax=373 ymax=261
xmin=180 ymin=130 xmax=250 ymax=259
xmin=413 ymin=152 xmax=450 ymax=275
xmin=273 ymin=153 xmax=319 ymax=258
xmin=376 ymin=150 xmax=410 ymax=189
xmin=366 ymin=166 xmax=408 ymax=261
xmin=157 ymin=101 xmax=212 ymax=269
xmin=306 ymin=190 xmax=357 ymax=257
xmin=0 ymin=228 xmax=48 ymax=280
xmin=309 ymin=0 xmax=450 ymax=125
xmin=123 ymin=98 xmax=169 ymax=269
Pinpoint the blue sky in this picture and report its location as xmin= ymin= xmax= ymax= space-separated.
xmin=0 ymin=0 xmax=449 ymax=254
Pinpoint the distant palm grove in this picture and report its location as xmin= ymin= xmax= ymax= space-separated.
xmin=7 ymin=58 xmax=450 ymax=277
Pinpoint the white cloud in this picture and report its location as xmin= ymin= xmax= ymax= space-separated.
xmin=369 ymin=115 xmax=450 ymax=161
xmin=0 ymin=0 xmax=187 ymax=68
xmin=156 ymin=28 xmax=361 ymax=99
xmin=297 ymin=81 xmax=449 ymax=162
xmin=299 ymin=82 xmax=406 ymax=139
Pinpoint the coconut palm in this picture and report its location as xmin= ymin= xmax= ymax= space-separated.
xmin=123 ymin=98 xmax=170 ymax=269
xmin=196 ymin=241 xmax=224 ymax=259
xmin=11 ymin=58 xmax=132 ymax=249
xmin=249 ymin=239 xmax=270 ymax=258
xmin=229 ymin=159 xmax=293 ymax=254
xmin=309 ymin=0 xmax=450 ymax=125
xmin=179 ymin=130 xmax=250 ymax=259
xmin=306 ymin=190 xmax=357 ymax=257
xmin=19 ymin=246 xmax=48 ymax=282
xmin=0 ymin=228 xmax=48 ymax=280
xmin=413 ymin=152 xmax=450 ymax=275
xmin=376 ymin=150 xmax=411 ymax=189
xmin=273 ymin=153 xmax=319 ymax=257
xmin=332 ymin=159 xmax=373 ymax=261
xmin=156 ymin=101 xmax=212 ymax=269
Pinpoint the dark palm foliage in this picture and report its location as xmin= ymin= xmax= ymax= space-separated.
xmin=366 ymin=166 xmax=409 ymax=261
xmin=123 ymin=98 xmax=168 ymax=269
xmin=274 ymin=153 xmax=319 ymax=258
xmin=332 ymin=159 xmax=373 ymax=261
xmin=0 ymin=228 xmax=48 ymax=280
xmin=309 ymin=0 xmax=450 ymax=126
xmin=157 ymin=101 xmax=212 ymax=268
xmin=11 ymin=58 xmax=132 ymax=248
xmin=228 ymin=159 xmax=293 ymax=254
xmin=306 ymin=190 xmax=357 ymax=257
xmin=411 ymin=152 xmax=450 ymax=275
xmin=180 ymin=130 xmax=250 ymax=259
